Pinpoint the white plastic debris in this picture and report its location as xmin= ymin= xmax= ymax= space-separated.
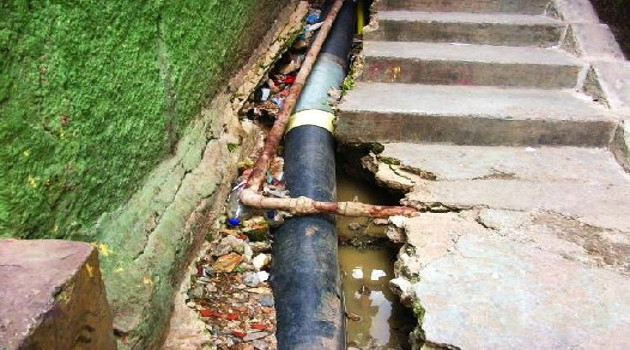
xmin=257 ymin=271 xmax=270 ymax=283
xmin=252 ymin=253 xmax=270 ymax=271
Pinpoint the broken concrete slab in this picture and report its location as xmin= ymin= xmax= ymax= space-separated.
xmin=370 ymin=143 xmax=630 ymax=231
xmin=0 ymin=239 xmax=116 ymax=350
xmin=366 ymin=11 xmax=565 ymax=47
xmin=405 ymin=179 xmax=630 ymax=232
xmin=377 ymin=144 xmax=628 ymax=183
xmin=361 ymin=41 xmax=583 ymax=88
xmin=395 ymin=212 xmax=630 ymax=349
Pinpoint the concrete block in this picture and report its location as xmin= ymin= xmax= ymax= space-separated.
xmin=361 ymin=41 xmax=583 ymax=88
xmin=0 ymin=239 xmax=116 ymax=350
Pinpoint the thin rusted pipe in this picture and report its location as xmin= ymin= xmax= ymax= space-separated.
xmin=241 ymin=188 xmax=419 ymax=218
xmin=244 ymin=0 xmax=345 ymax=191
xmin=241 ymin=0 xmax=419 ymax=218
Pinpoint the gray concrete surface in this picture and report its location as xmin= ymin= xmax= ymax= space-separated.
xmin=339 ymin=0 xmax=630 ymax=347
xmin=362 ymin=41 xmax=583 ymax=87
xmin=337 ymin=83 xmax=617 ymax=146
xmin=395 ymin=212 xmax=630 ymax=349
xmin=366 ymin=11 xmax=564 ymax=47
xmin=381 ymin=0 xmax=551 ymax=15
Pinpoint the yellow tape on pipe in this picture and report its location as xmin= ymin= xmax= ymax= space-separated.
xmin=286 ymin=109 xmax=336 ymax=133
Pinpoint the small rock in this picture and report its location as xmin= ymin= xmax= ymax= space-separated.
xmin=243 ymin=272 xmax=261 ymax=287
xmin=205 ymin=282 xmax=217 ymax=293
xmin=389 ymin=215 xmax=407 ymax=227
xmin=252 ymin=253 xmax=270 ymax=270
xmin=215 ymin=235 xmax=246 ymax=257
xmin=249 ymin=287 xmax=272 ymax=294
xmin=188 ymin=285 xmax=205 ymax=299
xmin=196 ymin=276 xmax=212 ymax=284
xmin=243 ymin=243 xmax=254 ymax=261
xmin=250 ymin=241 xmax=272 ymax=254
xmin=213 ymin=252 xmax=243 ymax=273
xmin=252 ymin=339 xmax=268 ymax=349
xmin=259 ymin=295 xmax=274 ymax=307
xmin=244 ymin=331 xmax=268 ymax=342
xmin=373 ymin=218 xmax=389 ymax=225
xmin=242 ymin=221 xmax=270 ymax=242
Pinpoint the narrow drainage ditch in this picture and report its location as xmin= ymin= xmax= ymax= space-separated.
xmin=337 ymin=157 xmax=417 ymax=350
xmin=179 ymin=1 xmax=420 ymax=348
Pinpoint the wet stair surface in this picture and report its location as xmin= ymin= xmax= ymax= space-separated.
xmin=338 ymin=0 xmax=630 ymax=348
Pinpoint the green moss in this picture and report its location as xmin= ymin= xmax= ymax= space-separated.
xmin=0 ymin=0 xmax=270 ymax=239
xmin=412 ymin=298 xmax=426 ymax=323
xmin=378 ymin=156 xmax=401 ymax=166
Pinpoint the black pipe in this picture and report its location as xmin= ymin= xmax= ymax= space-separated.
xmin=272 ymin=1 xmax=356 ymax=349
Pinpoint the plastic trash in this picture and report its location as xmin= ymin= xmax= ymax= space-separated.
xmin=271 ymin=97 xmax=284 ymax=108
xmin=226 ymin=182 xmax=253 ymax=226
xmin=260 ymin=87 xmax=271 ymax=101
xmin=265 ymin=210 xmax=285 ymax=227
xmin=306 ymin=12 xmax=320 ymax=24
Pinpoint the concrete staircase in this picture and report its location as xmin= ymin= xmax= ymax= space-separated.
xmin=337 ymin=0 xmax=630 ymax=348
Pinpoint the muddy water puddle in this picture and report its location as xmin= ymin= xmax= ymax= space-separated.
xmin=337 ymin=172 xmax=415 ymax=349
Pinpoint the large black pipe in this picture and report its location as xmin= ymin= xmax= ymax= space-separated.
xmin=272 ymin=1 xmax=356 ymax=349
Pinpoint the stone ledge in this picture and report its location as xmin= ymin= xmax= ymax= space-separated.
xmin=0 ymin=239 xmax=116 ymax=350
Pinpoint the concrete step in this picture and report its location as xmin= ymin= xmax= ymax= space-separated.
xmin=378 ymin=144 xmax=629 ymax=183
xmin=381 ymin=0 xmax=551 ymax=15
xmin=372 ymin=144 xmax=630 ymax=232
xmin=336 ymin=83 xmax=618 ymax=146
xmin=366 ymin=11 xmax=565 ymax=47
xmin=361 ymin=41 xmax=583 ymax=88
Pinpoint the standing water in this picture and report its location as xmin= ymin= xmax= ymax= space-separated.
xmin=337 ymin=172 xmax=416 ymax=349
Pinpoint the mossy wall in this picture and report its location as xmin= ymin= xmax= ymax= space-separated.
xmin=0 ymin=0 xmax=282 ymax=239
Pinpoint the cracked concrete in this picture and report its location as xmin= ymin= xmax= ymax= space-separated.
xmin=390 ymin=211 xmax=630 ymax=349
xmin=342 ymin=0 xmax=630 ymax=347
xmin=370 ymin=143 xmax=630 ymax=349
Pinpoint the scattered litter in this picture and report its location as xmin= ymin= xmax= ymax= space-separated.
xmin=238 ymin=8 xmax=323 ymax=130
xmin=184 ymin=5 xmax=334 ymax=349
xmin=306 ymin=11 xmax=320 ymax=24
